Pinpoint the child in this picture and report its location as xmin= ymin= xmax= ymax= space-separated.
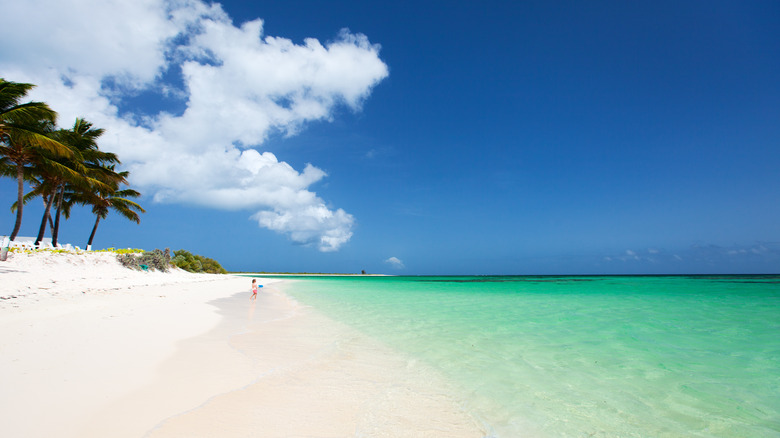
xmin=251 ymin=279 xmax=258 ymax=301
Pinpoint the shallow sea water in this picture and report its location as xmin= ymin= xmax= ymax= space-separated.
xmin=281 ymin=275 xmax=780 ymax=437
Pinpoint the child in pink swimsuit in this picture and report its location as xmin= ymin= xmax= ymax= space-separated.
xmin=251 ymin=279 xmax=258 ymax=301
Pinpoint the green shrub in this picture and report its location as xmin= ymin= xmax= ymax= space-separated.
xmin=172 ymin=249 xmax=227 ymax=274
xmin=115 ymin=248 xmax=225 ymax=274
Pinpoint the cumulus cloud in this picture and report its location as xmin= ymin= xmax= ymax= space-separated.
xmin=0 ymin=0 xmax=388 ymax=251
xmin=384 ymin=257 xmax=405 ymax=269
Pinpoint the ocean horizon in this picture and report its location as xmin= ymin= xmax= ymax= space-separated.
xmin=271 ymin=274 xmax=780 ymax=437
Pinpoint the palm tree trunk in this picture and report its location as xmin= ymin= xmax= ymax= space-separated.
xmin=87 ymin=215 xmax=101 ymax=250
xmin=9 ymin=163 xmax=25 ymax=241
xmin=52 ymin=184 xmax=65 ymax=247
xmin=34 ymin=190 xmax=55 ymax=246
xmin=46 ymin=195 xmax=56 ymax=236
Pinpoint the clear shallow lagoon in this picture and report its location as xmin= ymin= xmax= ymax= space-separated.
xmin=281 ymin=275 xmax=780 ymax=437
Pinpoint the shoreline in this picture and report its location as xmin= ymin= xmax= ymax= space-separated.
xmin=231 ymin=272 xmax=391 ymax=277
xmin=0 ymin=251 xmax=485 ymax=437
xmin=145 ymin=281 xmax=485 ymax=437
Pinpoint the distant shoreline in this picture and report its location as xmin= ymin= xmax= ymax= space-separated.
xmin=231 ymin=272 xmax=390 ymax=277
xmin=234 ymin=272 xmax=778 ymax=278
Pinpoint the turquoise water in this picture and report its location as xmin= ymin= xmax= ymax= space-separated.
xmin=280 ymin=275 xmax=780 ymax=437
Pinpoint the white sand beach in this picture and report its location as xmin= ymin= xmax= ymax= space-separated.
xmin=0 ymin=250 xmax=484 ymax=437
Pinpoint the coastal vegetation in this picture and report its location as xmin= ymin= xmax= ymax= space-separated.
xmin=171 ymin=249 xmax=227 ymax=274
xmin=9 ymin=246 xmax=227 ymax=274
xmin=116 ymin=248 xmax=226 ymax=274
xmin=0 ymin=78 xmax=144 ymax=258
xmin=117 ymin=248 xmax=173 ymax=272
xmin=97 ymin=247 xmax=145 ymax=254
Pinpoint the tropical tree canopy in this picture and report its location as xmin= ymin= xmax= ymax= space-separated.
xmin=0 ymin=79 xmax=72 ymax=242
xmin=1 ymin=79 xmax=144 ymax=253
xmin=69 ymin=166 xmax=146 ymax=249
xmin=0 ymin=79 xmax=70 ymax=161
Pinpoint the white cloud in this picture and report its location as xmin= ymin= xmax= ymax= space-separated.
xmin=623 ymin=249 xmax=640 ymax=261
xmin=384 ymin=257 xmax=405 ymax=269
xmin=0 ymin=0 xmax=186 ymax=85
xmin=0 ymin=0 xmax=388 ymax=251
xmin=605 ymin=243 xmax=780 ymax=267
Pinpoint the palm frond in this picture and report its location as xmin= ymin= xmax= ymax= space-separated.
xmin=1 ymin=101 xmax=58 ymax=126
xmin=4 ymin=122 xmax=73 ymax=159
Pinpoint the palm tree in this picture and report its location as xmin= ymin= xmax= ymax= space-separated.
xmin=0 ymin=79 xmax=71 ymax=246
xmin=17 ymin=118 xmax=116 ymax=247
xmin=49 ymin=118 xmax=116 ymax=246
xmin=27 ymin=170 xmax=62 ymax=246
xmin=13 ymin=161 xmax=75 ymax=245
xmin=73 ymin=166 xmax=145 ymax=250
xmin=21 ymin=124 xmax=83 ymax=246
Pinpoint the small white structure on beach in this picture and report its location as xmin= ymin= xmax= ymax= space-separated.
xmin=2 ymin=236 xmax=76 ymax=249
xmin=1 ymin=236 xmax=79 ymax=260
xmin=4 ymin=236 xmax=53 ymax=248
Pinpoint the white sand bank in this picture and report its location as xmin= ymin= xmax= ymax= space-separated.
xmin=0 ymin=250 xmax=221 ymax=311
xmin=0 ymin=251 xmax=485 ymax=437
xmin=0 ymin=251 xmax=255 ymax=437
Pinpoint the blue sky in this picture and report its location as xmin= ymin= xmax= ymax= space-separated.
xmin=2 ymin=0 xmax=779 ymax=274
